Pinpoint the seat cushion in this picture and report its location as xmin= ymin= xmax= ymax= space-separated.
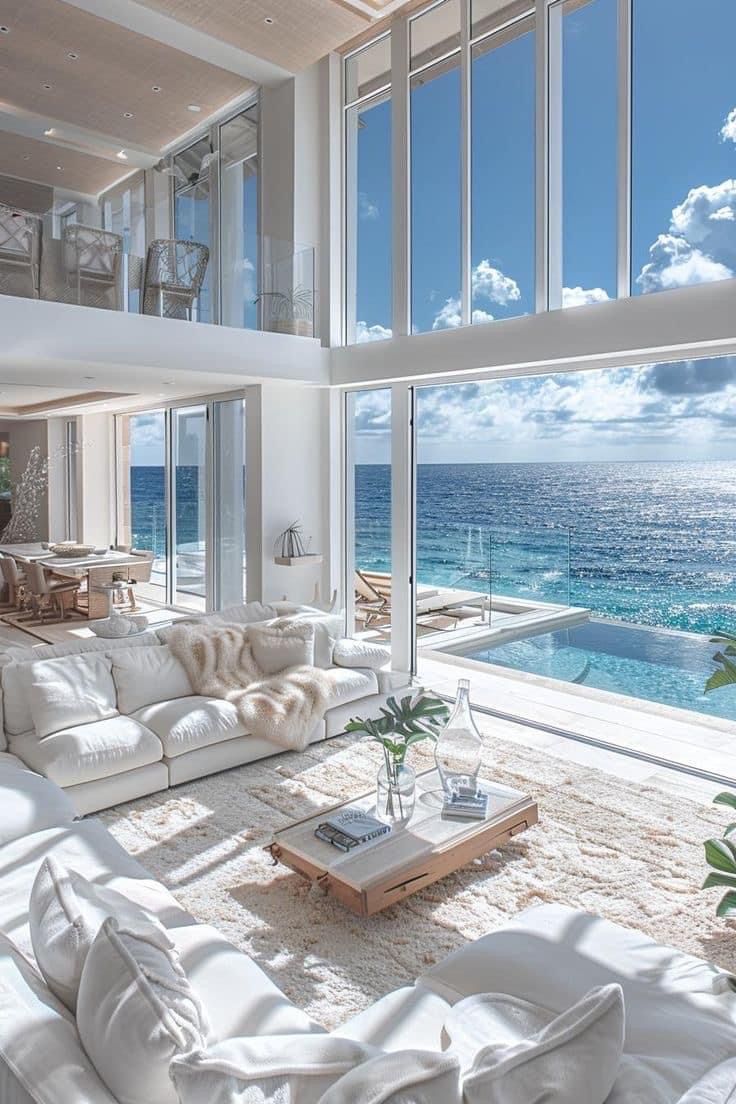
xmin=10 ymin=715 xmax=163 ymax=788
xmin=322 ymin=666 xmax=379 ymax=710
xmin=0 ymin=759 xmax=76 ymax=847
xmin=0 ymin=819 xmax=193 ymax=959
xmin=133 ymin=696 xmax=246 ymax=758
xmin=420 ymin=903 xmax=736 ymax=1103
xmin=28 ymin=653 xmax=118 ymax=739
xmin=170 ymin=923 xmax=325 ymax=1041
xmin=334 ymin=986 xmax=451 ymax=1052
xmin=112 ymin=644 xmax=193 ymax=714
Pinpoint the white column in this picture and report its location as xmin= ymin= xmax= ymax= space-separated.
xmin=391 ymin=17 xmax=410 ymax=339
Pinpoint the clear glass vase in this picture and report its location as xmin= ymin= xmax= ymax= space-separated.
xmin=434 ymin=678 xmax=483 ymax=798
xmin=376 ymin=759 xmax=416 ymax=827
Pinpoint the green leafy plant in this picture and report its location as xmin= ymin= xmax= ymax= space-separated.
xmin=705 ymin=632 xmax=736 ymax=693
xmin=703 ymin=635 xmax=736 ymax=916
xmin=345 ymin=691 xmax=449 ymax=766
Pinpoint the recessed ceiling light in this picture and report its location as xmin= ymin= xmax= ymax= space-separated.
xmin=123 ymin=111 xmax=134 ymax=118
xmin=44 ymin=127 xmax=55 ymax=136
xmin=83 ymin=375 xmax=95 ymax=381
xmin=187 ymin=104 xmax=201 ymax=113
xmin=0 ymin=26 xmax=10 ymax=33
xmin=151 ymin=85 xmax=161 ymax=93
xmin=56 ymin=165 xmax=63 ymax=171
xmin=22 ymin=154 xmax=30 ymax=161
xmin=116 ymin=150 xmax=128 ymax=160
xmin=264 ymin=16 xmax=275 ymax=24
xmin=42 ymin=82 xmax=53 ymax=90
xmin=66 ymin=51 xmax=78 ymax=59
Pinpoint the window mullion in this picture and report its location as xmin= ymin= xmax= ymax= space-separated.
xmin=617 ymin=0 xmax=632 ymax=299
xmin=534 ymin=0 xmax=549 ymax=313
xmin=461 ymin=0 xmax=471 ymax=326
xmin=392 ymin=17 xmax=411 ymax=338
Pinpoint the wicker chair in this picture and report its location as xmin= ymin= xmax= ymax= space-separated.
xmin=0 ymin=204 xmax=41 ymax=299
xmin=63 ymin=224 xmax=123 ymax=310
xmin=141 ymin=239 xmax=209 ymax=320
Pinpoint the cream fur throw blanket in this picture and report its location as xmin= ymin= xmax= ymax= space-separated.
xmin=168 ymin=621 xmax=330 ymax=751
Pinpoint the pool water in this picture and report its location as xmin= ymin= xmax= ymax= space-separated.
xmin=463 ymin=619 xmax=736 ymax=722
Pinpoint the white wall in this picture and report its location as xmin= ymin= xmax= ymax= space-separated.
xmin=248 ymin=381 xmax=332 ymax=606
xmin=77 ymin=413 xmax=115 ymax=548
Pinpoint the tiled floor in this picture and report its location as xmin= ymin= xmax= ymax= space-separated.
xmin=418 ymin=650 xmax=735 ymax=807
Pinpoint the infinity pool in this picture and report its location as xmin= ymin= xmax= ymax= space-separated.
xmin=462 ymin=619 xmax=736 ymax=722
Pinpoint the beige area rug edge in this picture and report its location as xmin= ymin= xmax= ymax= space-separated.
xmin=98 ymin=726 xmax=736 ymax=1030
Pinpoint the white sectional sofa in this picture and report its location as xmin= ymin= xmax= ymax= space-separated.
xmin=1 ymin=755 xmax=736 ymax=1101
xmin=0 ymin=602 xmax=406 ymax=815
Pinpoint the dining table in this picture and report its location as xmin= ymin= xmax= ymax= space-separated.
xmin=0 ymin=544 xmax=144 ymax=619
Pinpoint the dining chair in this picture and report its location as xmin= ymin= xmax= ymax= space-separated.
xmin=25 ymin=561 xmax=81 ymax=622
xmin=141 ymin=239 xmax=209 ymax=320
xmin=0 ymin=204 xmax=42 ymax=299
xmin=0 ymin=555 xmax=29 ymax=611
xmin=63 ymin=224 xmax=123 ymax=310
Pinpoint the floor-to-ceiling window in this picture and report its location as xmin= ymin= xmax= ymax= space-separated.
xmin=345 ymin=35 xmax=393 ymax=344
xmin=346 ymin=389 xmax=392 ymax=638
xmin=116 ymin=396 xmax=246 ymax=611
xmin=410 ymin=1 xmax=462 ymax=333
xmin=219 ymin=106 xmax=259 ymax=330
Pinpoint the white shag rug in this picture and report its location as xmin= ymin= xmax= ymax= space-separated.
xmin=99 ymin=726 xmax=736 ymax=1031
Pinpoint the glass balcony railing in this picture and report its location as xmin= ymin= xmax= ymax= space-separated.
xmin=0 ymin=203 xmax=315 ymax=337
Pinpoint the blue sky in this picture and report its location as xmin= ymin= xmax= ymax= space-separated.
xmin=353 ymin=0 xmax=736 ymax=461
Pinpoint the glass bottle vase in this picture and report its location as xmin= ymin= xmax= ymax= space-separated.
xmin=376 ymin=758 xmax=416 ymax=827
xmin=434 ymin=678 xmax=483 ymax=798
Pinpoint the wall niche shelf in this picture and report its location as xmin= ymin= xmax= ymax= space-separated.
xmin=274 ymin=554 xmax=323 ymax=567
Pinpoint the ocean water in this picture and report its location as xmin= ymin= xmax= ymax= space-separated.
xmin=130 ymin=465 xmax=204 ymax=557
xmin=355 ymin=461 xmax=736 ymax=637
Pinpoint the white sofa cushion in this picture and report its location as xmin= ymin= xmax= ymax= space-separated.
xmin=28 ymin=653 xmax=117 ymax=739
xmin=0 ymin=759 xmax=76 ymax=847
xmin=112 ymin=644 xmax=193 ymax=714
xmin=282 ymin=611 xmax=344 ymax=668
xmin=10 ymin=715 xmax=163 ymax=787
xmin=133 ymin=696 xmax=245 ymax=758
xmin=170 ymin=1035 xmax=376 ymax=1104
xmin=248 ymin=617 xmax=315 ymax=675
xmin=0 ymin=932 xmax=116 ymax=1104
xmin=29 ymin=856 xmax=162 ymax=1012
xmin=332 ymin=637 xmax=391 ymax=671
xmin=322 ymin=666 xmax=379 ymax=710
xmin=319 ymin=1050 xmax=462 ymax=1104
xmin=77 ymin=917 xmax=208 ymax=1104
xmin=675 ymin=1058 xmax=736 ymax=1102
xmin=421 ymin=903 xmax=736 ymax=1102
xmin=447 ymin=986 xmax=624 ymax=1104
xmin=1 ymin=634 xmax=160 ymax=738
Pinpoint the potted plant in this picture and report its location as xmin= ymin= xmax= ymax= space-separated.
xmin=346 ymin=692 xmax=449 ymax=826
xmin=255 ymin=285 xmax=313 ymax=338
xmin=702 ymin=632 xmax=736 ymax=916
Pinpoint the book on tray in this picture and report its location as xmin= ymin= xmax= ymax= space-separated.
xmin=315 ymin=809 xmax=391 ymax=852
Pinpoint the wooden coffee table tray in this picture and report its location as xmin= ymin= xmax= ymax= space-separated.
xmin=268 ymin=769 xmax=538 ymax=917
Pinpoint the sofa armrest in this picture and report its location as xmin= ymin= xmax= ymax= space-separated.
xmin=332 ymin=638 xmax=390 ymax=671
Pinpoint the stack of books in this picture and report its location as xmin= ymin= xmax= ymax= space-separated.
xmin=315 ymin=809 xmax=391 ymax=852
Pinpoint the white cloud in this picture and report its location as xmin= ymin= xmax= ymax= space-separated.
xmin=358 ymin=192 xmax=379 ymax=220
xmin=472 ymin=260 xmax=521 ymax=306
xmin=432 ymin=297 xmax=462 ymax=330
xmin=562 ymin=286 xmax=610 ymax=309
xmin=355 ymin=320 xmax=392 ymax=343
xmin=637 ymin=233 xmax=733 ymax=293
xmin=471 ymin=308 xmax=494 ymax=325
xmin=721 ymin=107 xmax=736 ymax=144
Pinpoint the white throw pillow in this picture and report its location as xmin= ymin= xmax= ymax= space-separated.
xmin=332 ymin=637 xmax=390 ymax=671
xmin=284 ymin=611 xmax=344 ymax=668
xmin=0 ymin=931 xmax=116 ymax=1104
xmin=112 ymin=644 xmax=193 ymax=714
xmin=318 ymin=1049 xmax=462 ymax=1104
xmin=27 ymin=652 xmax=117 ymax=739
xmin=77 ymin=917 xmax=208 ymax=1104
xmin=29 ymin=856 xmax=164 ymax=1011
xmin=249 ymin=618 xmax=315 ymax=675
xmin=446 ymin=985 xmax=624 ymax=1104
xmin=170 ymin=1035 xmax=377 ymax=1104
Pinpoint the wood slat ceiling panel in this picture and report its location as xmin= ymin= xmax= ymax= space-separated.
xmin=0 ymin=130 xmax=128 ymax=194
xmin=0 ymin=0 xmax=253 ymax=151
xmin=133 ymin=0 xmax=370 ymax=73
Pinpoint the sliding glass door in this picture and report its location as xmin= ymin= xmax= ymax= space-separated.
xmin=116 ymin=396 xmax=246 ymax=611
